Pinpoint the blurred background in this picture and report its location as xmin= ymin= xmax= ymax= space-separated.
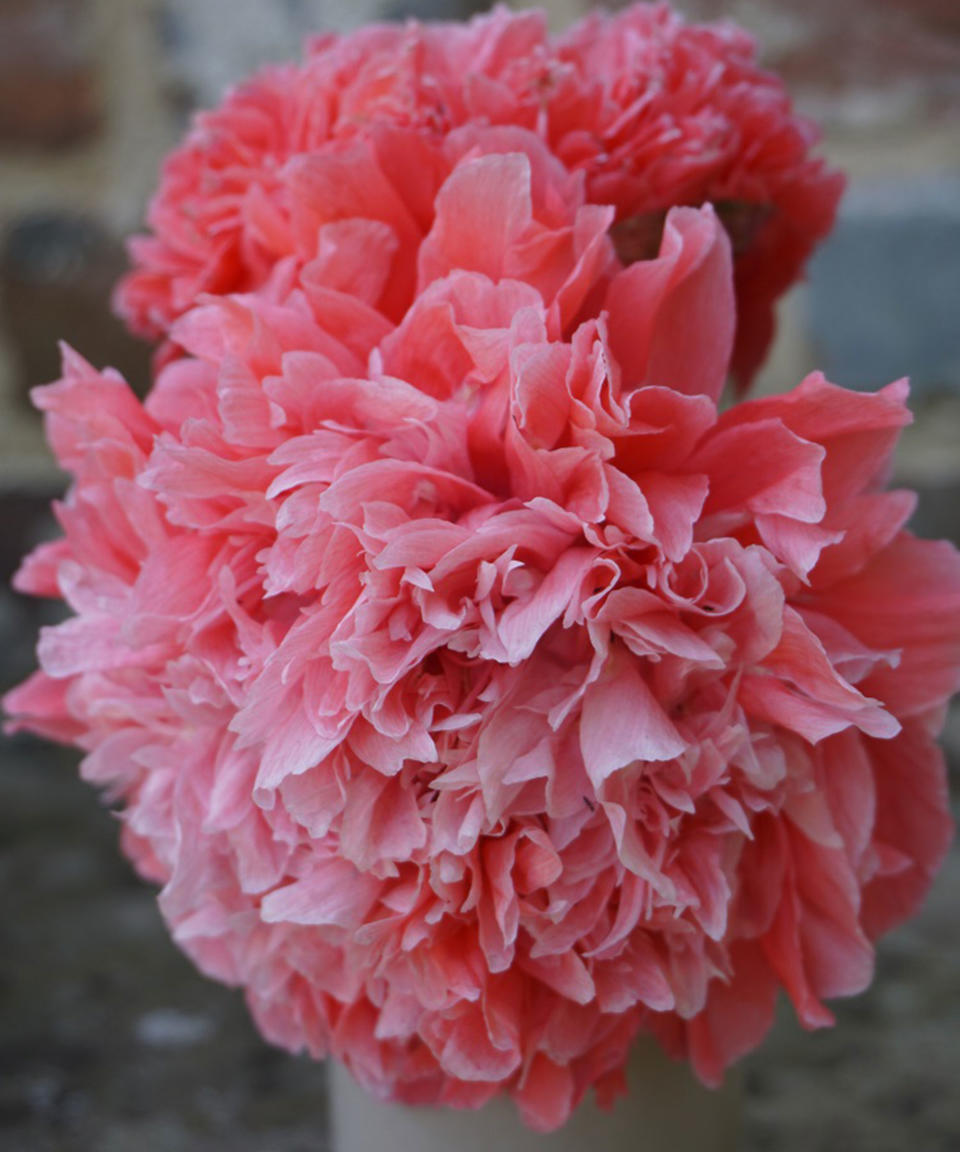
xmin=0 ymin=1 xmax=958 ymax=1149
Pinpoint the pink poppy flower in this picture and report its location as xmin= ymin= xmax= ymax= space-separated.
xmin=8 ymin=124 xmax=958 ymax=1132
xmin=114 ymin=3 xmax=842 ymax=386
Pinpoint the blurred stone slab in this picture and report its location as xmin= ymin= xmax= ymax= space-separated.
xmin=0 ymin=0 xmax=101 ymax=149
xmin=896 ymin=394 xmax=960 ymax=545
xmin=808 ymin=177 xmax=960 ymax=396
xmin=158 ymin=0 xmax=483 ymax=112
xmin=0 ymin=490 xmax=66 ymax=697
xmin=673 ymin=0 xmax=960 ymax=126
xmin=0 ymin=213 xmax=152 ymax=405
xmin=742 ymin=783 xmax=960 ymax=1152
xmin=0 ymin=735 xmax=331 ymax=1152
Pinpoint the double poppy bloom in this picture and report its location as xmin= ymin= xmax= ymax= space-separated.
xmin=7 ymin=4 xmax=958 ymax=1133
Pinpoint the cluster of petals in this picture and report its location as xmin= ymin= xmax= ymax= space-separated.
xmin=7 ymin=15 xmax=959 ymax=1138
xmin=114 ymin=3 xmax=843 ymax=385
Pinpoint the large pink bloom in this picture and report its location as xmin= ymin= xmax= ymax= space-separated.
xmin=8 ymin=127 xmax=958 ymax=1132
xmin=114 ymin=3 xmax=842 ymax=386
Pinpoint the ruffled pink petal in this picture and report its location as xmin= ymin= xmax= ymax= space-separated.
xmin=605 ymin=206 xmax=734 ymax=402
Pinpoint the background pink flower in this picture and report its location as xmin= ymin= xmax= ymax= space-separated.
xmin=114 ymin=4 xmax=842 ymax=387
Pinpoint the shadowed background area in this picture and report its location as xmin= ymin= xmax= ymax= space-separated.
xmin=0 ymin=1 xmax=957 ymax=1149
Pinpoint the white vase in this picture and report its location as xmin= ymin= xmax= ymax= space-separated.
xmin=328 ymin=1037 xmax=741 ymax=1152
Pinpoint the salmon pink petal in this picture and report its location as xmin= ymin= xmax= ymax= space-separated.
xmin=339 ymin=771 xmax=428 ymax=870
xmin=580 ymin=649 xmax=686 ymax=790
xmin=814 ymin=534 xmax=960 ymax=718
xmin=860 ymin=722 xmax=953 ymax=940
xmin=693 ymin=419 xmax=826 ymax=524
xmin=260 ymin=859 xmax=382 ymax=928
xmin=515 ymin=1053 xmax=575 ymax=1132
xmin=605 ymin=205 xmax=734 ymax=402
xmin=419 ymin=153 xmax=535 ymax=288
